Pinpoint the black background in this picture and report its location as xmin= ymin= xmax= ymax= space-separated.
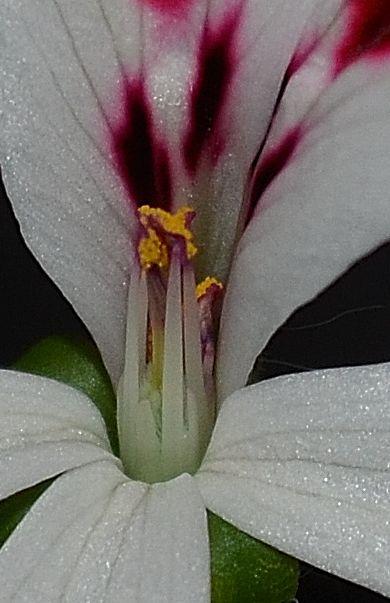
xmin=2 ymin=178 xmax=390 ymax=603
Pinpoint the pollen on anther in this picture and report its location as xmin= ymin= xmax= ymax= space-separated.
xmin=138 ymin=227 xmax=169 ymax=270
xmin=196 ymin=276 xmax=223 ymax=299
xmin=137 ymin=205 xmax=198 ymax=271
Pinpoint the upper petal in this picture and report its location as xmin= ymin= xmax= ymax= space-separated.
xmin=0 ymin=462 xmax=209 ymax=603
xmin=0 ymin=0 xmax=140 ymax=383
xmin=218 ymin=53 xmax=390 ymax=398
xmin=137 ymin=0 xmax=337 ymax=280
xmin=0 ymin=2 xmax=339 ymax=384
xmin=197 ymin=362 xmax=390 ymax=597
xmin=0 ymin=369 xmax=115 ymax=500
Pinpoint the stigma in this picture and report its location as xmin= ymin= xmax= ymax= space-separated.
xmin=117 ymin=206 xmax=222 ymax=483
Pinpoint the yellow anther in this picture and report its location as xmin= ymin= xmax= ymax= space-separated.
xmin=138 ymin=205 xmax=197 ymax=271
xmin=138 ymin=227 xmax=169 ymax=270
xmin=196 ymin=276 xmax=224 ymax=300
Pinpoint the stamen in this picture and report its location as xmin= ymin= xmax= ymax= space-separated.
xmin=161 ymin=249 xmax=186 ymax=462
xmin=197 ymin=276 xmax=224 ymax=400
xmin=118 ymin=205 xmax=220 ymax=483
xmin=138 ymin=227 xmax=168 ymax=270
xmin=138 ymin=205 xmax=197 ymax=270
xmin=162 ymin=252 xmax=210 ymax=476
xmin=183 ymin=264 xmax=214 ymax=447
xmin=196 ymin=276 xmax=223 ymax=299
xmin=118 ymin=267 xmax=155 ymax=478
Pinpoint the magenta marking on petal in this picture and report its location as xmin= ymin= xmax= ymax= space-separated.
xmin=268 ymin=35 xmax=320 ymax=140
xmin=286 ymin=35 xmax=321 ymax=79
xmin=138 ymin=0 xmax=191 ymax=16
xmin=183 ymin=10 xmax=240 ymax=175
xmin=334 ymin=0 xmax=390 ymax=75
xmin=112 ymin=78 xmax=172 ymax=209
xmin=245 ymin=126 xmax=302 ymax=225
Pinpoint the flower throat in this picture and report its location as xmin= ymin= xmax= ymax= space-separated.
xmin=117 ymin=205 xmax=222 ymax=483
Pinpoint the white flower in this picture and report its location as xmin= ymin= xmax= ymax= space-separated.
xmin=1 ymin=0 xmax=390 ymax=600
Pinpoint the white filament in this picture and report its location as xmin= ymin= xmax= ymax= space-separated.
xmin=117 ymin=256 xmax=213 ymax=483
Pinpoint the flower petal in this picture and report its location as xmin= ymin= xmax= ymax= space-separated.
xmin=0 ymin=370 xmax=115 ymax=499
xmin=66 ymin=473 xmax=209 ymax=603
xmin=0 ymin=462 xmax=209 ymax=603
xmin=218 ymin=60 xmax=390 ymax=398
xmin=0 ymin=0 xmax=139 ymax=383
xmin=197 ymin=363 xmax=390 ymax=597
xmin=0 ymin=2 xmax=340 ymax=331
xmin=0 ymin=461 xmax=128 ymax=602
xmin=147 ymin=0 xmax=336 ymax=279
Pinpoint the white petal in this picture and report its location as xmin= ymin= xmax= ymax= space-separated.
xmin=197 ymin=363 xmax=390 ymax=597
xmin=0 ymin=1 xmax=339 ymax=342
xmin=218 ymin=61 xmax=390 ymax=398
xmin=0 ymin=0 xmax=139 ymax=383
xmin=0 ymin=370 xmax=115 ymax=499
xmin=0 ymin=462 xmax=209 ymax=603
xmin=143 ymin=0 xmax=337 ymax=279
xmin=0 ymin=461 xmax=128 ymax=602
xmin=66 ymin=473 xmax=209 ymax=603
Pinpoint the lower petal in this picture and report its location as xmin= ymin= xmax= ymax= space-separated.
xmin=0 ymin=370 xmax=115 ymax=499
xmin=0 ymin=461 xmax=129 ymax=602
xmin=0 ymin=462 xmax=209 ymax=603
xmin=197 ymin=363 xmax=390 ymax=597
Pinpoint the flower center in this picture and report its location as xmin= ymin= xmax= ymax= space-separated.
xmin=117 ymin=205 xmax=222 ymax=483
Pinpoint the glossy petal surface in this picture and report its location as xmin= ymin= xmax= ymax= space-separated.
xmin=0 ymin=370 xmax=114 ymax=499
xmin=198 ymin=363 xmax=390 ymax=597
xmin=0 ymin=2 xmax=338 ymax=386
xmin=0 ymin=464 xmax=209 ymax=603
xmin=0 ymin=0 xmax=138 ymax=383
xmin=219 ymin=60 xmax=390 ymax=397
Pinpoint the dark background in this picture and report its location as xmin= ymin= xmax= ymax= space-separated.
xmin=2 ymin=177 xmax=390 ymax=603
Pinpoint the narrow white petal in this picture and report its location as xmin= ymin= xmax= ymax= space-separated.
xmin=219 ymin=60 xmax=390 ymax=398
xmin=0 ymin=464 xmax=209 ymax=603
xmin=198 ymin=363 xmax=390 ymax=597
xmin=0 ymin=370 xmax=115 ymax=499
xmin=0 ymin=0 xmax=139 ymax=383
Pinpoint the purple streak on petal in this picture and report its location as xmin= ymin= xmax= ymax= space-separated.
xmin=183 ymin=10 xmax=240 ymax=175
xmin=112 ymin=78 xmax=172 ymax=210
xmin=334 ymin=0 xmax=390 ymax=75
xmin=245 ymin=126 xmax=302 ymax=226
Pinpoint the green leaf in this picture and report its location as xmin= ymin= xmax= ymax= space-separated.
xmin=0 ymin=481 xmax=51 ymax=546
xmin=13 ymin=335 xmax=118 ymax=454
xmin=209 ymin=512 xmax=299 ymax=603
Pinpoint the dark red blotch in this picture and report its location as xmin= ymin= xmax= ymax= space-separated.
xmin=183 ymin=12 xmax=239 ymax=175
xmin=335 ymin=0 xmax=390 ymax=74
xmin=112 ymin=79 xmax=172 ymax=209
xmin=245 ymin=127 xmax=302 ymax=225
